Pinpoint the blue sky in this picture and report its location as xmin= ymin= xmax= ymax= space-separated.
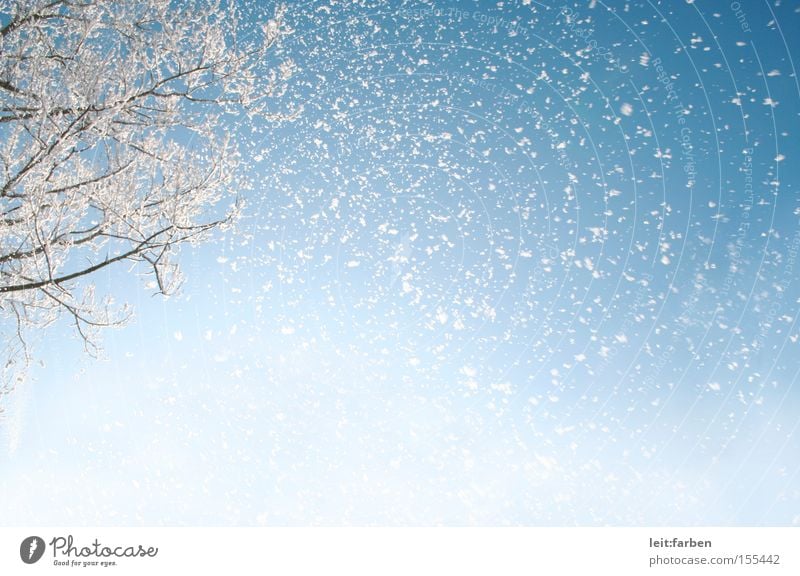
xmin=1 ymin=0 xmax=799 ymax=525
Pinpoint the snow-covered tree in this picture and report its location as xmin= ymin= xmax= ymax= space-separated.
xmin=0 ymin=0 xmax=293 ymax=404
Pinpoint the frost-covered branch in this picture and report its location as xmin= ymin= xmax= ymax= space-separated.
xmin=0 ymin=0 xmax=294 ymax=408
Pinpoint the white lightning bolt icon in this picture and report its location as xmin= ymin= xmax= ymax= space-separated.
xmin=29 ymin=539 xmax=38 ymax=560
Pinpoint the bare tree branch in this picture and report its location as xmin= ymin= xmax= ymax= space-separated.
xmin=0 ymin=0 xmax=295 ymax=401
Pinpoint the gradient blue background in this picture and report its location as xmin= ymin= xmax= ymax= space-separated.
xmin=2 ymin=0 xmax=799 ymax=525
